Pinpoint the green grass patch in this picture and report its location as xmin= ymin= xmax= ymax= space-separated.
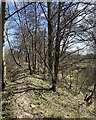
xmin=2 ymin=111 xmax=14 ymax=119
xmin=4 ymin=82 xmax=15 ymax=94
xmin=9 ymin=69 xmax=20 ymax=82
xmin=40 ymin=94 xmax=49 ymax=101
xmin=4 ymin=63 xmax=95 ymax=118
xmin=57 ymin=100 xmax=67 ymax=108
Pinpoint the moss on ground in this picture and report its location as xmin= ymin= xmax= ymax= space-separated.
xmin=2 ymin=69 xmax=19 ymax=119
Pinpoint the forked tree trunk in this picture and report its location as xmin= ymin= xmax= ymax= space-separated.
xmin=1 ymin=2 xmax=6 ymax=90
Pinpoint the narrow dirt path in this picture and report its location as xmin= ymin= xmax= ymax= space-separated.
xmin=12 ymin=67 xmax=33 ymax=118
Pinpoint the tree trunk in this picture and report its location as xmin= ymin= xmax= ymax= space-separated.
xmin=47 ymin=2 xmax=53 ymax=77
xmin=52 ymin=2 xmax=61 ymax=92
xmin=92 ymin=15 xmax=96 ymax=110
xmin=14 ymin=3 xmax=32 ymax=75
xmin=25 ymin=54 xmax=28 ymax=63
xmin=25 ymin=42 xmax=32 ymax=75
xmin=91 ymin=19 xmax=96 ymax=110
xmin=31 ymin=34 xmax=34 ymax=72
xmin=27 ymin=52 xmax=32 ymax=75
xmin=6 ymin=32 xmax=21 ymax=67
xmin=33 ymin=3 xmax=37 ymax=73
xmin=94 ymin=70 xmax=96 ymax=111
xmin=93 ymin=36 xmax=96 ymax=111
xmin=1 ymin=2 xmax=6 ymax=90
xmin=0 ymin=3 xmax=2 ymax=91
xmin=43 ymin=29 xmax=46 ymax=79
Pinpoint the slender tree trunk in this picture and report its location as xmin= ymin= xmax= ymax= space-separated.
xmin=25 ymin=54 xmax=28 ymax=63
xmin=93 ymin=35 xmax=96 ymax=111
xmin=6 ymin=32 xmax=21 ymax=67
xmin=1 ymin=2 xmax=6 ymax=90
xmin=0 ymin=3 xmax=2 ymax=91
xmin=47 ymin=2 xmax=53 ymax=77
xmin=43 ymin=29 xmax=46 ymax=79
xmin=25 ymin=45 xmax=32 ymax=75
xmin=52 ymin=2 xmax=61 ymax=92
xmin=31 ymin=34 xmax=34 ymax=71
xmin=18 ymin=49 xmax=21 ymax=65
xmin=14 ymin=2 xmax=32 ymax=75
xmin=0 ymin=3 xmax=2 ymax=114
xmin=94 ymin=58 xmax=96 ymax=111
xmin=91 ymin=14 xmax=96 ymax=110
xmin=33 ymin=3 xmax=37 ymax=73
xmin=24 ymin=42 xmax=32 ymax=75
xmin=27 ymin=51 xmax=32 ymax=75
xmin=28 ymin=46 xmax=32 ymax=75
xmin=37 ymin=60 xmax=39 ymax=75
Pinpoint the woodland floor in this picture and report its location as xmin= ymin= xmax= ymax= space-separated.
xmin=2 ymin=64 xmax=96 ymax=119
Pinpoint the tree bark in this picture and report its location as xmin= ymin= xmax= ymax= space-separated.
xmin=43 ymin=29 xmax=46 ymax=78
xmin=52 ymin=2 xmax=61 ymax=92
xmin=27 ymin=51 xmax=32 ymax=75
xmin=93 ymin=34 xmax=96 ymax=111
xmin=31 ymin=34 xmax=34 ymax=71
xmin=47 ymin=2 xmax=53 ymax=77
xmin=25 ymin=54 xmax=28 ymax=63
xmin=91 ymin=14 xmax=96 ymax=110
xmin=1 ymin=2 xmax=6 ymax=90
xmin=33 ymin=3 xmax=37 ymax=73
xmin=0 ymin=3 xmax=2 ymax=91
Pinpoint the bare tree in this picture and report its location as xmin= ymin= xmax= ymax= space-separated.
xmin=14 ymin=2 xmax=32 ymax=75
xmin=1 ymin=2 xmax=6 ymax=90
xmin=0 ymin=2 xmax=2 ymax=90
xmin=47 ymin=2 xmax=53 ymax=77
xmin=52 ymin=2 xmax=61 ymax=92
